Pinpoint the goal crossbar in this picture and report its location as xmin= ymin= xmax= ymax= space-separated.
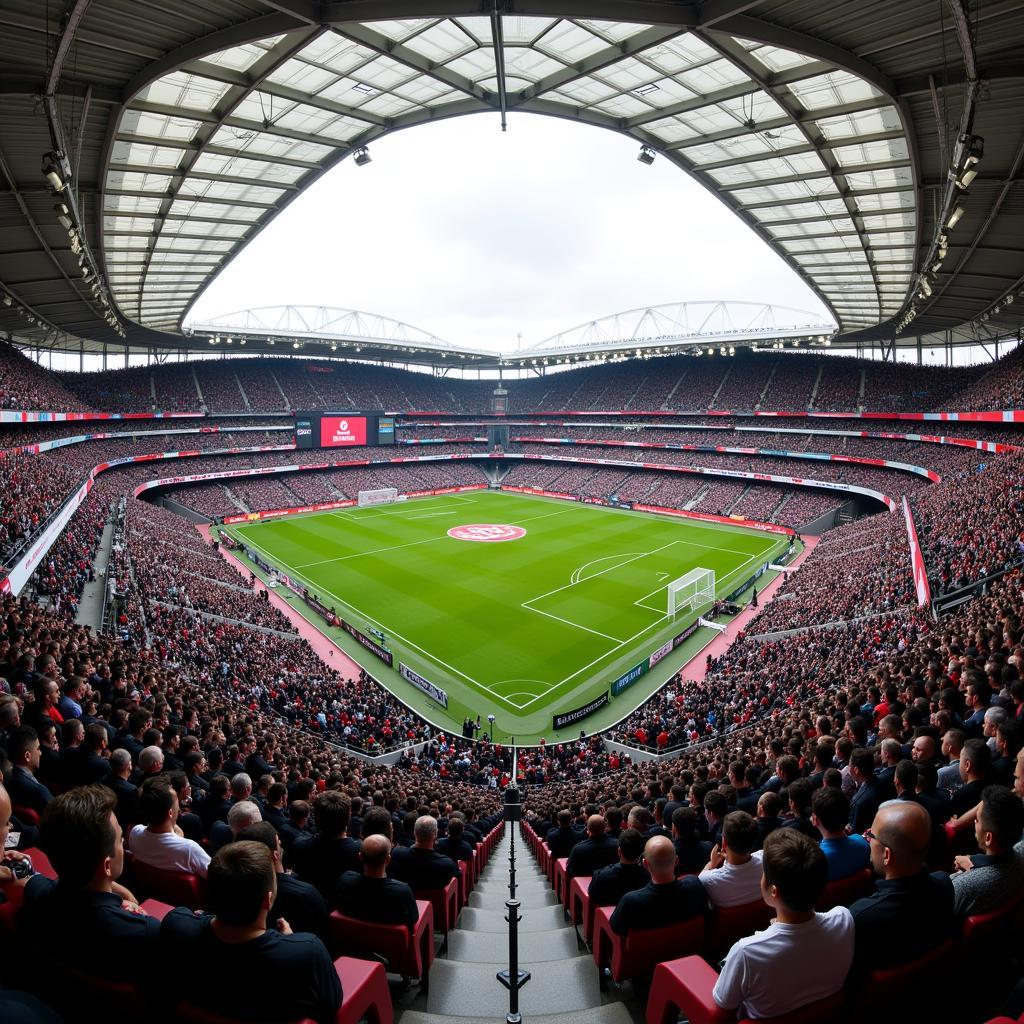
xmin=667 ymin=567 xmax=715 ymax=617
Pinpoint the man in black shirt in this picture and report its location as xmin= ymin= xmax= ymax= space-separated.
xmin=336 ymin=834 xmax=418 ymax=926
xmin=237 ymin=821 xmax=329 ymax=941
xmin=161 ymin=841 xmax=341 ymax=1023
xmin=545 ymin=809 xmax=582 ymax=860
xmin=610 ymin=835 xmax=707 ymax=935
xmin=588 ymin=828 xmax=650 ymax=907
xmin=292 ymin=791 xmax=362 ymax=898
xmin=672 ymin=806 xmax=713 ymax=875
xmin=849 ymin=800 xmax=954 ymax=974
xmin=19 ymin=786 xmax=160 ymax=987
xmin=436 ymin=816 xmax=474 ymax=864
xmin=389 ymin=815 xmax=459 ymax=891
xmin=567 ymin=815 xmax=619 ymax=878
xmin=951 ymin=738 xmax=991 ymax=817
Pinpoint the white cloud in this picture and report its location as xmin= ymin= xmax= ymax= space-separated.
xmin=189 ymin=111 xmax=832 ymax=351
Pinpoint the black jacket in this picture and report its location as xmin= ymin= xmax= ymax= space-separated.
xmin=587 ymin=862 xmax=650 ymax=907
xmin=389 ymin=846 xmax=459 ymax=891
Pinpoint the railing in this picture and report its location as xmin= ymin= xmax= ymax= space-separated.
xmin=498 ymin=752 xmax=529 ymax=1024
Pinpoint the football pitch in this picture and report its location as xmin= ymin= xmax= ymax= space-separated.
xmin=224 ymin=490 xmax=787 ymax=736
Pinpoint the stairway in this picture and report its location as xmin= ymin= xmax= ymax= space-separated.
xmin=400 ymin=830 xmax=634 ymax=1024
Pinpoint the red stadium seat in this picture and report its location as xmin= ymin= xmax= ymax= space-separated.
xmin=705 ymin=899 xmax=774 ymax=960
xmin=19 ymin=848 xmax=56 ymax=880
xmin=852 ymin=938 xmax=955 ymax=1009
xmin=173 ymin=957 xmax=392 ymax=1024
xmin=328 ymin=900 xmax=434 ymax=992
xmin=592 ymin=905 xmax=704 ymax=986
xmin=13 ymin=804 xmax=40 ymax=827
xmin=961 ymin=888 xmax=1024 ymax=955
xmin=567 ymin=874 xmax=591 ymax=939
xmin=814 ymin=868 xmax=872 ymax=911
xmin=553 ymin=857 xmax=570 ymax=905
xmin=456 ymin=859 xmax=473 ymax=908
xmin=646 ymin=956 xmax=844 ymax=1024
xmin=40 ymin=956 xmax=150 ymax=1019
xmin=414 ymin=876 xmax=459 ymax=939
xmin=126 ymin=859 xmax=206 ymax=909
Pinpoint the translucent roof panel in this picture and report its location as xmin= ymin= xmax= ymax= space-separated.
xmin=104 ymin=20 xmax=916 ymax=333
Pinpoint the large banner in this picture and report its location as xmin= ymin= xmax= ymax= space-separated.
xmin=553 ymin=691 xmax=608 ymax=730
xmin=399 ymin=663 xmax=449 ymax=709
xmin=902 ymin=495 xmax=932 ymax=607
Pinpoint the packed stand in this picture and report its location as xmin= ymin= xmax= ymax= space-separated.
xmin=0 ymin=341 xmax=91 ymax=411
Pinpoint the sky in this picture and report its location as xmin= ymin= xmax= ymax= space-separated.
xmin=187 ymin=111 xmax=835 ymax=354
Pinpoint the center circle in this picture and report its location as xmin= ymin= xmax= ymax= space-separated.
xmin=447 ymin=524 xmax=527 ymax=543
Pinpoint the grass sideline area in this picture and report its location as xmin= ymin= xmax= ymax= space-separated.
xmin=221 ymin=490 xmax=790 ymax=742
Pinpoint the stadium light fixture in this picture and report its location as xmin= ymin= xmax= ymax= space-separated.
xmin=2 ymin=293 xmax=11 ymax=307
xmin=42 ymin=153 xmax=65 ymax=192
xmin=637 ymin=145 xmax=656 ymax=166
xmin=964 ymin=135 xmax=984 ymax=167
xmin=956 ymin=167 xmax=978 ymax=190
xmin=947 ymin=204 xmax=966 ymax=229
xmin=54 ymin=203 xmax=72 ymax=231
xmin=353 ymin=146 xmax=371 ymax=166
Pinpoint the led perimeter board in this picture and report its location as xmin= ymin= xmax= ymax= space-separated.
xmin=295 ymin=411 xmax=395 ymax=449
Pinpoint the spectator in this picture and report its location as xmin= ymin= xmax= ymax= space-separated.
xmin=609 ymin=835 xmax=707 ymax=935
xmin=811 ymin=788 xmax=871 ymax=881
xmin=937 ymin=729 xmax=965 ymax=794
xmin=6 ymin=726 xmax=52 ymax=817
xmin=238 ymin=820 xmax=329 ymax=940
xmin=19 ymin=786 xmax=159 ymax=984
xmin=335 ymin=834 xmax=417 ymax=926
xmin=160 ymin=841 xmax=342 ymax=1023
xmin=713 ymin=830 xmax=854 ymax=1019
xmin=210 ymin=799 xmax=262 ymax=853
xmin=389 ymin=814 xmax=459 ymax=890
xmin=953 ymin=738 xmax=992 ymax=816
xmin=127 ymin=776 xmax=211 ymax=878
xmin=545 ymin=809 xmax=582 ymax=859
xmin=671 ymin=806 xmax=713 ymax=875
xmin=698 ymin=811 xmax=764 ymax=908
xmin=848 ymin=748 xmax=883 ymax=835
xmin=292 ymin=791 xmax=362 ymax=899
xmin=588 ymin=828 xmax=650 ymax=907
xmin=101 ymin=748 xmax=139 ymax=826
xmin=566 ymin=815 xmax=618 ymax=878
xmin=950 ymin=785 xmax=1024 ymax=918
xmin=849 ymin=801 xmax=954 ymax=973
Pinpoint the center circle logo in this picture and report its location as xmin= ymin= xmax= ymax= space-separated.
xmin=447 ymin=524 xmax=527 ymax=543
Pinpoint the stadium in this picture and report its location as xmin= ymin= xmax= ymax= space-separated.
xmin=1 ymin=1 xmax=1024 ymax=1022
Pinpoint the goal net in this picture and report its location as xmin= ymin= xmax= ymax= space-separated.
xmin=667 ymin=567 xmax=715 ymax=618
xmin=357 ymin=487 xmax=402 ymax=507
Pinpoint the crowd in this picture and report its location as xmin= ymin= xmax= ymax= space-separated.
xmin=0 ymin=342 xmax=90 ymax=412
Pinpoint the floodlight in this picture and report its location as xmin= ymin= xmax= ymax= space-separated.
xmin=947 ymin=204 xmax=966 ymax=229
xmin=42 ymin=153 xmax=65 ymax=192
xmin=54 ymin=203 xmax=72 ymax=231
xmin=963 ymin=135 xmax=984 ymax=167
xmin=353 ymin=146 xmax=371 ymax=166
xmin=955 ymin=167 xmax=977 ymax=190
xmin=2 ymin=293 xmax=11 ymax=307
xmin=637 ymin=145 xmax=655 ymax=166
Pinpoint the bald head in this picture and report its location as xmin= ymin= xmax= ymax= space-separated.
xmin=586 ymin=815 xmax=606 ymax=838
xmin=361 ymin=833 xmax=391 ymax=876
xmin=871 ymin=801 xmax=930 ymax=878
xmin=643 ymin=835 xmax=678 ymax=882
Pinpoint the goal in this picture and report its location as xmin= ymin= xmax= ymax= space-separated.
xmin=357 ymin=487 xmax=403 ymax=508
xmin=667 ymin=567 xmax=715 ymax=618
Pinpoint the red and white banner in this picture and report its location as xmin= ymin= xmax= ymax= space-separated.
xmin=902 ymin=495 xmax=932 ymax=607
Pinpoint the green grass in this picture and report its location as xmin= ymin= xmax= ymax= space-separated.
xmin=224 ymin=490 xmax=786 ymax=739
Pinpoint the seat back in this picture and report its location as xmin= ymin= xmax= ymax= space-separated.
xmin=962 ymin=888 xmax=1024 ymax=951
xmin=860 ymin=937 xmax=955 ymax=1005
xmin=617 ymin=915 xmax=704 ymax=981
xmin=329 ymin=911 xmax=424 ymax=978
xmin=127 ymin=859 xmax=205 ymax=909
xmin=413 ymin=878 xmax=457 ymax=934
xmin=815 ymin=869 xmax=872 ymax=911
xmin=706 ymin=899 xmax=773 ymax=958
xmin=738 ymin=989 xmax=844 ymax=1024
xmin=175 ymin=1003 xmax=315 ymax=1024
xmin=40 ymin=955 xmax=149 ymax=1018
xmin=13 ymin=803 xmax=41 ymax=826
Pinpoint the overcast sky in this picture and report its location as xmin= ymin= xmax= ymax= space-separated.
xmin=188 ymin=111 xmax=834 ymax=353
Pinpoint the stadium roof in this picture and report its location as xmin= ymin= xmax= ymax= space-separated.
xmin=0 ymin=1 xmax=1022 ymax=365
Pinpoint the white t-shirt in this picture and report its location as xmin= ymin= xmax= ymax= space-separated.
xmin=698 ymin=851 xmax=764 ymax=907
xmin=713 ymin=906 xmax=855 ymax=1019
xmin=129 ymin=825 xmax=211 ymax=877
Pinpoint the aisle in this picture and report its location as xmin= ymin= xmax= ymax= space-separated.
xmin=398 ymin=829 xmax=635 ymax=1024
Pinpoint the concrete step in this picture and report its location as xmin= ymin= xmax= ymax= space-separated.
xmin=445 ymin=925 xmax=577 ymax=963
xmin=458 ymin=905 xmax=566 ymax=933
xmin=400 ymin=1005 xmax=635 ymax=1024
xmin=468 ymin=888 xmax=559 ymax=910
xmin=426 ymin=955 xmax=600 ymax=1017
xmin=474 ymin=877 xmax=552 ymax=897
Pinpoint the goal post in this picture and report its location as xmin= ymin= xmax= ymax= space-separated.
xmin=667 ymin=567 xmax=715 ymax=618
xmin=357 ymin=487 xmax=402 ymax=507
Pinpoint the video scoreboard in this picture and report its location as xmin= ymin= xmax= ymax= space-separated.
xmin=294 ymin=411 xmax=396 ymax=449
